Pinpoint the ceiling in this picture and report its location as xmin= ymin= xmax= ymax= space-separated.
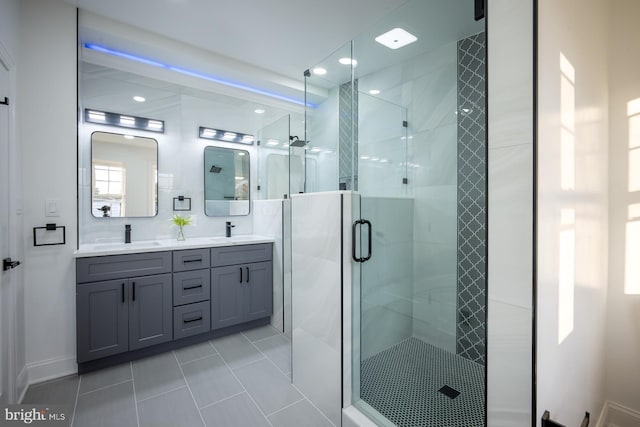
xmin=65 ymin=0 xmax=408 ymax=80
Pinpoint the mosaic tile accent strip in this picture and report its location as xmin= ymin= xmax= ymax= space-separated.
xmin=456 ymin=32 xmax=487 ymax=365
xmin=339 ymin=80 xmax=358 ymax=190
xmin=360 ymin=337 xmax=485 ymax=427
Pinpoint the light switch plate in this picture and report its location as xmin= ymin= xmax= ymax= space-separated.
xmin=45 ymin=199 xmax=60 ymax=217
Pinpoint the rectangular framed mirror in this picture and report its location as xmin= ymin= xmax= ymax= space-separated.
xmin=91 ymin=131 xmax=158 ymax=217
xmin=204 ymin=146 xmax=250 ymax=216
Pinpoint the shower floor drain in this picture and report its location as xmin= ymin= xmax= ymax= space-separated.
xmin=438 ymin=385 xmax=461 ymax=399
xmin=360 ymin=337 xmax=484 ymax=427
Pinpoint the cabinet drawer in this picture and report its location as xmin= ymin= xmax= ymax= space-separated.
xmin=173 ymin=248 xmax=210 ymax=272
xmin=173 ymin=269 xmax=210 ymax=306
xmin=77 ymin=252 xmax=172 ymax=283
xmin=173 ymin=302 xmax=210 ymax=340
xmin=210 ymin=243 xmax=272 ymax=267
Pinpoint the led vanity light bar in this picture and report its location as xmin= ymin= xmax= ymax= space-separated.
xmin=84 ymin=109 xmax=165 ymax=133
xmin=199 ymin=127 xmax=255 ymax=145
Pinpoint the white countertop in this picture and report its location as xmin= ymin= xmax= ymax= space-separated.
xmin=73 ymin=235 xmax=275 ymax=258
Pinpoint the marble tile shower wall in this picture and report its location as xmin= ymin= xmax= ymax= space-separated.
xmin=407 ymin=40 xmax=459 ymax=352
xmin=360 ymin=197 xmax=414 ymax=360
xmin=304 ymin=86 xmax=339 ymax=193
xmin=79 ymin=93 xmax=257 ymax=244
xmin=357 ymin=92 xmax=409 ymax=198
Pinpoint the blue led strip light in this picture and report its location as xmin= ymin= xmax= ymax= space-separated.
xmin=84 ymin=43 xmax=314 ymax=108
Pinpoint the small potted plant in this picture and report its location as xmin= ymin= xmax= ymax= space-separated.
xmin=172 ymin=214 xmax=191 ymax=241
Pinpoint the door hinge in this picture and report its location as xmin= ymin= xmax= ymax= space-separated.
xmin=0 ymin=97 xmax=9 ymax=106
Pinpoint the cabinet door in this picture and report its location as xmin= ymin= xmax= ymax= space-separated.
xmin=77 ymin=280 xmax=128 ymax=363
xmin=129 ymin=274 xmax=173 ymax=350
xmin=211 ymin=265 xmax=244 ymax=330
xmin=243 ymin=261 xmax=273 ymax=322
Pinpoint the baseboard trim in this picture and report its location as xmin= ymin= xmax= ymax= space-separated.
xmin=26 ymin=356 xmax=77 ymax=387
xmin=596 ymin=400 xmax=640 ymax=427
xmin=16 ymin=366 xmax=28 ymax=403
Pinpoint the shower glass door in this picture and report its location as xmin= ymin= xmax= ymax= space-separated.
xmin=351 ymin=1 xmax=487 ymax=424
xmin=351 ymin=94 xmax=411 ymax=426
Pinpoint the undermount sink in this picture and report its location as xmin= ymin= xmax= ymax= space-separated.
xmin=89 ymin=241 xmax=164 ymax=251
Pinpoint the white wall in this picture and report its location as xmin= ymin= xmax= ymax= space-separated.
xmin=487 ymin=0 xmax=534 ymax=425
xmin=18 ymin=0 xmax=78 ymax=383
xmin=606 ymin=0 xmax=640 ymax=417
xmin=537 ymin=0 xmax=610 ymax=425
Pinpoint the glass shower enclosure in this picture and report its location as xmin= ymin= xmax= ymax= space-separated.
xmin=303 ymin=0 xmax=487 ymax=425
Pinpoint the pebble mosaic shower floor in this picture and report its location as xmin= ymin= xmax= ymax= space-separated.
xmin=360 ymin=337 xmax=485 ymax=427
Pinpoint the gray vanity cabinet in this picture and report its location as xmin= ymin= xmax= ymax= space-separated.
xmin=76 ymin=279 xmax=128 ymax=363
xmin=211 ymin=261 xmax=273 ymax=329
xmin=77 ymin=273 xmax=172 ymax=362
xmin=128 ymin=274 xmax=173 ymax=350
xmin=77 ymin=243 xmax=273 ymax=371
xmin=243 ymin=261 xmax=273 ymax=322
xmin=76 ymin=252 xmax=173 ymax=363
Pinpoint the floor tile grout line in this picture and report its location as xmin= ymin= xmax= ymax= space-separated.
xmin=264 ymin=397 xmax=305 ymax=418
xmin=77 ymin=378 xmax=133 ymax=397
xmin=175 ymin=341 xmax=220 ymax=366
xmin=245 ymin=332 xmax=293 ymax=379
xmin=288 ymin=382 xmax=337 ymax=427
xmin=178 ymin=353 xmax=220 ymax=367
xmin=240 ymin=331 xmax=338 ymax=426
xmin=197 ymin=390 xmax=245 ymax=411
xmin=213 ymin=343 xmax=275 ymax=427
xmin=251 ymin=333 xmax=291 ymax=345
xmin=210 ymin=337 xmax=267 ymax=371
xmin=172 ymin=351 xmax=207 ymax=427
xmin=130 ymin=362 xmax=141 ymax=427
xmin=134 ymin=384 xmax=188 ymax=404
xmin=247 ymin=332 xmax=336 ymax=427
xmin=69 ymin=375 xmax=81 ymax=427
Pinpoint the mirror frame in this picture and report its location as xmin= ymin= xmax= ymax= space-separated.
xmin=90 ymin=131 xmax=159 ymax=218
xmin=203 ymin=146 xmax=251 ymax=217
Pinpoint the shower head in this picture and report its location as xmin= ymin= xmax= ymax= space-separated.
xmin=289 ymin=136 xmax=308 ymax=147
xmin=209 ymin=165 xmax=222 ymax=173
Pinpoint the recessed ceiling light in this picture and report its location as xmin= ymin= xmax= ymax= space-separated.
xmin=223 ymin=132 xmax=237 ymax=139
xmin=312 ymin=67 xmax=327 ymax=76
xmin=254 ymin=108 xmax=265 ymax=114
xmin=124 ymin=135 xmax=134 ymax=140
xmin=369 ymin=89 xmax=381 ymax=95
xmin=133 ymin=95 xmax=146 ymax=102
xmin=375 ymin=28 xmax=418 ymax=50
xmin=338 ymin=57 xmax=358 ymax=66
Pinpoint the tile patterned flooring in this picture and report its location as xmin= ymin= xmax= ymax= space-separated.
xmin=22 ymin=325 xmax=334 ymax=427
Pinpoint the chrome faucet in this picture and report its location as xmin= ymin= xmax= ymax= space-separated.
xmin=125 ymin=224 xmax=132 ymax=243
xmin=225 ymin=221 xmax=235 ymax=238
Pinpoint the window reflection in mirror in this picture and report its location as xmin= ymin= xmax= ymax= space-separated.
xmin=204 ymin=146 xmax=250 ymax=216
xmin=91 ymin=132 xmax=158 ymax=217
